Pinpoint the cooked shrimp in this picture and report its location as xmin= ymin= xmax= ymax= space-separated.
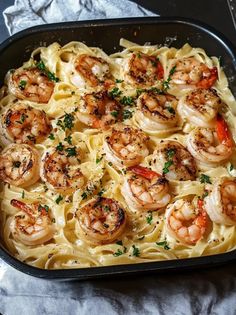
xmin=204 ymin=177 xmax=236 ymax=225
xmin=73 ymin=54 xmax=110 ymax=88
xmin=186 ymin=115 xmax=233 ymax=166
xmin=171 ymin=57 xmax=218 ymax=89
xmin=41 ymin=145 xmax=85 ymax=194
xmin=136 ymin=91 xmax=178 ymax=130
xmin=178 ymin=88 xmax=221 ymax=127
xmin=8 ymin=67 xmax=55 ymax=103
xmin=166 ymin=198 xmax=208 ymax=245
xmin=0 ymin=143 xmax=40 ymax=187
xmin=77 ymin=91 xmax=121 ymax=129
xmin=10 ymin=199 xmax=55 ymax=245
xmin=1 ymin=102 xmax=52 ymax=144
xmin=124 ymin=52 xmax=164 ymax=87
xmin=153 ymin=140 xmax=196 ymax=181
xmin=103 ymin=125 xmax=149 ymax=168
xmin=76 ymin=197 xmax=126 ymax=245
xmin=121 ymin=165 xmax=171 ymax=211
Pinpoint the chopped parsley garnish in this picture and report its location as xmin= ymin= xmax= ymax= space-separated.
xmin=37 ymin=60 xmax=59 ymax=82
xmin=166 ymin=148 xmax=176 ymax=159
xmin=120 ymin=96 xmax=134 ymax=106
xmin=13 ymin=161 xmax=21 ymax=168
xmin=64 ymin=135 xmax=72 ymax=145
xmin=81 ymin=192 xmax=88 ymax=200
xmin=146 ymin=212 xmax=153 ymax=225
xmin=132 ymin=245 xmax=140 ymax=257
xmin=108 ymin=87 xmax=122 ymax=98
xmin=116 ymin=240 xmax=123 ymax=246
xmin=123 ymin=109 xmax=133 ymax=120
xmin=136 ymin=88 xmax=145 ymax=97
xmin=202 ymin=191 xmax=209 ymax=199
xmin=103 ymin=205 xmax=110 ymax=212
xmin=115 ymin=79 xmax=124 ymax=83
xmin=149 ymin=87 xmax=162 ymax=94
xmin=229 ymin=164 xmax=234 ymax=172
xmin=98 ymin=188 xmax=105 ymax=197
xmin=65 ymin=146 xmax=77 ymax=157
xmin=19 ymin=80 xmax=27 ymax=90
xmin=57 ymin=113 xmax=75 ymax=131
xmin=27 ymin=135 xmax=35 ymax=142
xmin=113 ymin=249 xmax=123 ymax=257
xmin=166 ymin=106 xmax=175 ymax=114
xmin=162 ymin=65 xmax=176 ymax=91
xmin=151 ymin=59 xmax=157 ymax=67
xmin=108 ymin=161 xmax=113 ymax=167
xmin=55 ymin=195 xmax=63 ymax=204
xmin=162 ymin=160 xmax=173 ymax=174
xmin=111 ymin=111 xmax=119 ymax=118
xmin=137 ymin=52 xmax=142 ymax=58
xmin=156 ymin=240 xmax=170 ymax=250
xmin=199 ymin=174 xmax=212 ymax=184
xmin=38 ymin=204 xmax=49 ymax=212
xmin=56 ymin=142 xmax=64 ymax=151
xmin=16 ymin=113 xmax=26 ymax=124
xmin=96 ymin=156 xmax=103 ymax=164
xmin=22 ymin=191 xmax=25 ymax=199
xmin=48 ymin=133 xmax=55 ymax=140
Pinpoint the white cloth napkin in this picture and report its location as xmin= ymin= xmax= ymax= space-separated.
xmin=3 ymin=0 xmax=156 ymax=35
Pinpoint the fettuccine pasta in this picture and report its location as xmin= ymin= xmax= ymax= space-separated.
xmin=0 ymin=39 xmax=236 ymax=270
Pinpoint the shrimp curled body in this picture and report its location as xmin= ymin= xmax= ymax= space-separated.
xmin=76 ymin=197 xmax=126 ymax=245
xmin=103 ymin=125 xmax=149 ymax=168
xmin=136 ymin=91 xmax=178 ymax=130
xmin=1 ymin=102 xmax=52 ymax=144
xmin=10 ymin=199 xmax=55 ymax=245
xmin=204 ymin=178 xmax=236 ymax=225
xmin=153 ymin=140 xmax=196 ymax=181
xmin=178 ymin=88 xmax=221 ymax=127
xmin=8 ymin=67 xmax=54 ymax=103
xmin=121 ymin=166 xmax=171 ymax=211
xmin=0 ymin=143 xmax=40 ymax=187
xmin=41 ymin=146 xmax=85 ymax=194
xmin=166 ymin=198 xmax=208 ymax=245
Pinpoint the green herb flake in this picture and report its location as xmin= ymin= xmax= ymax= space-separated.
xmin=123 ymin=109 xmax=133 ymax=120
xmin=19 ymin=80 xmax=27 ymax=90
xmin=162 ymin=65 xmax=176 ymax=91
xmin=108 ymin=87 xmax=122 ymax=98
xmin=22 ymin=191 xmax=25 ymax=199
xmin=132 ymin=245 xmax=140 ymax=257
xmin=56 ymin=142 xmax=64 ymax=152
xmin=116 ymin=240 xmax=123 ymax=246
xmin=136 ymin=88 xmax=145 ymax=97
xmin=98 ymin=188 xmax=105 ymax=197
xmin=166 ymin=148 xmax=176 ymax=159
xmin=199 ymin=174 xmax=212 ymax=184
xmin=51 ymin=218 xmax=56 ymax=223
xmin=57 ymin=113 xmax=75 ymax=131
xmin=229 ymin=164 xmax=234 ymax=172
xmin=120 ymin=96 xmax=134 ymax=106
xmin=202 ymin=191 xmax=209 ymax=199
xmin=65 ymin=146 xmax=77 ymax=157
xmin=38 ymin=204 xmax=49 ymax=212
xmin=115 ymin=79 xmax=124 ymax=83
xmin=48 ymin=133 xmax=55 ymax=140
xmin=108 ymin=161 xmax=113 ymax=167
xmin=156 ymin=240 xmax=170 ymax=250
xmin=146 ymin=212 xmax=153 ymax=225
xmin=166 ymin=106 xmax=175 ymax=114
xmin=81 ymin=192 xmax=87 ymax=200
xmin=104 ymin=205 xmax=110 ymax=212
xmin=162 ymin=160 xmax=173 ymax=174
xmin=37 ymin=60 xmax=59 ymax=82
xmin=96 ymin=156 xmax=103 ymax=164
xmin=64 ymin=135 xmax=72 ymax=145
xmin=111 ymin=111 xmax=119 ymax=118
xmin=113 ymin=249 xmax=123 ymax=257
xmin=55 ymin=195 xmax=63 ymax=204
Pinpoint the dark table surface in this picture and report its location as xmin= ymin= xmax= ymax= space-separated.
xmin=0 ymin=0 xmax=235 ymax=44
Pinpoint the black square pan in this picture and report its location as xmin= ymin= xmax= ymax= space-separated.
xmin=0 ymin=17 xmax=236 ymax=280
